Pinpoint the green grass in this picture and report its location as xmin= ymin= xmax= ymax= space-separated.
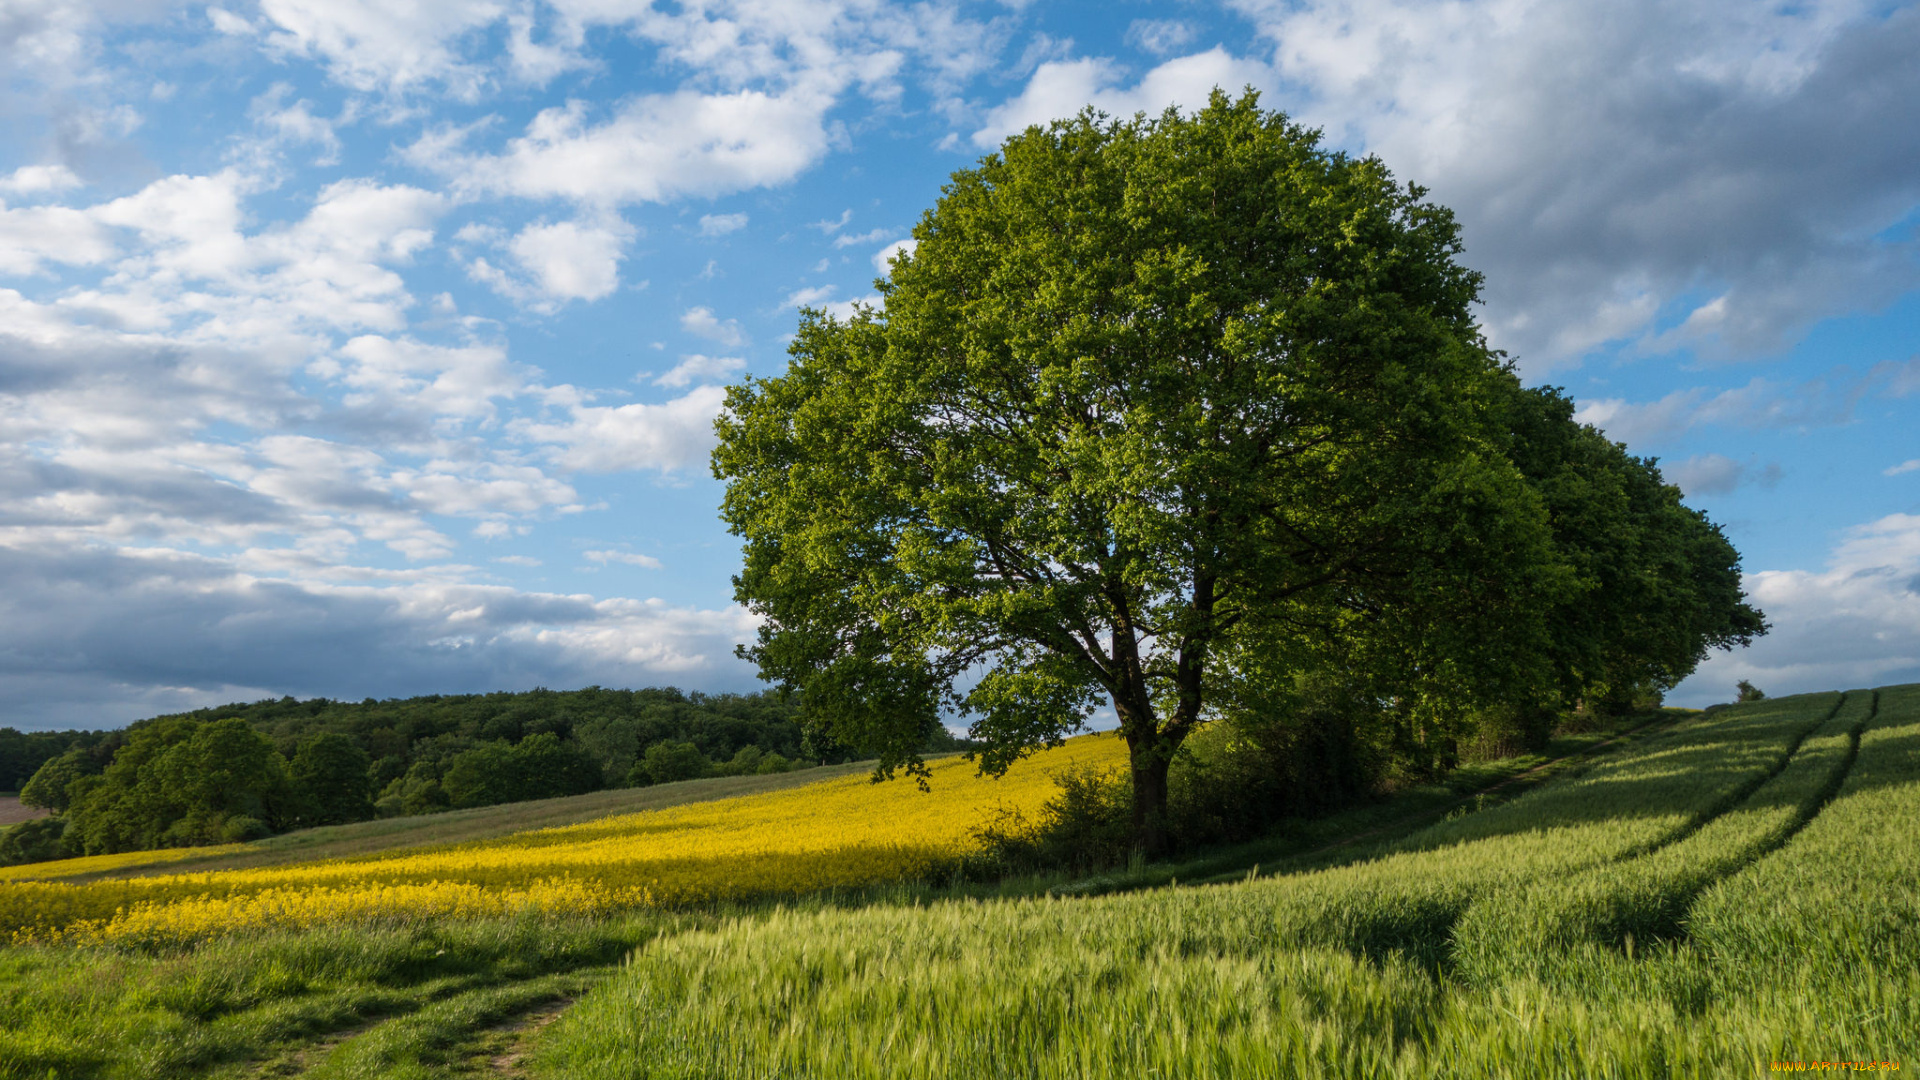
xmin=0 ymin=916 xmax=663 ymax=1079
xmin=5 ymin=692 xmax=1913 ymax=1079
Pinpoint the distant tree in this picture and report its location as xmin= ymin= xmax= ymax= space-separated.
xmin=441 ymin=742 xmax=518 ymax=808
xmin=441 ymin=734 xmax=601 ymax=810
xmin=20 ymin=748 xmax=95 ymax=812
xmin=289 ymin=732 xmax=375 ymax=826
xmin=509 ymin=732 xmax=602 ymax=801
xmin=714 ymin=92 xmax=1576 ymax=854
xmin=151 ymin=718 xmax=298 ymax=842
xmin=632 ymin=741 xmax=709 ymax=786
xmin=63 ymin=717 xmax=296 ymax=853
xmin=1737 ymin=680 xmax=1767 ymax=703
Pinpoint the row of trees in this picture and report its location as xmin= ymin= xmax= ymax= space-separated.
xmin=11 ymin=686 xmax=970 ymax=862
xmin=714 ymin=91 xmax=1766 ymax=855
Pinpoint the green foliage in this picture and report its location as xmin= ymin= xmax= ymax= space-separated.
xmin=377 ymin=760 xmax=450 ymax=818
xmin=15 ymin=684 xmax=911 ymax=862
xmin=1737 ymin=679 xmax=1767 ymax=702
xmin=61 ymin=717 xmax=299 ymax=854
xmin=1502 ymin=385 xmax=1767 ymax=708
xmin=0 ymin=728 xmax=104 ymax=794
xmin=0 ymin=817 xmax=70 ymax=865
xmin=441 ymin=733 xmax=603 ymax=809
xmin=289 ymin=732 xmax=376 ymax=827
xmin=630 ymin=741 xmax=710 ymax=786
xmin=19 ymin=748 xmax=97 ymax=812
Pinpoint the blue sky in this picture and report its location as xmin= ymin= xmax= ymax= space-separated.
xmin=1 ymin=0 xmax=1917 ymax=728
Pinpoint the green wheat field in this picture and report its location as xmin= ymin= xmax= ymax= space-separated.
xmin=2 ymin=686 xmax=1913 ymax=1078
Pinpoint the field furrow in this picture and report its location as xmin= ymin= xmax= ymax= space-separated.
xmin=1448 ymin=690 xmax=1875 ymax=984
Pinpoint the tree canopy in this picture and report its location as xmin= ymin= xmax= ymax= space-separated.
xmin=714 ymin=91 xmax=1763 ymax=854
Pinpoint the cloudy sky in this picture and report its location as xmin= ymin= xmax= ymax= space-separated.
xmin=0 ymin=0 xmax=1916 ymax=729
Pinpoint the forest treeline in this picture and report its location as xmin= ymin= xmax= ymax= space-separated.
xmin=5 ymin=686 xmax=969 ymax=865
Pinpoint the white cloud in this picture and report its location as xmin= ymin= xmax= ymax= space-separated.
xmin=330 ymin=335 xmax=528 ymax=421
xmin=1886 ymin=460 xmax=1920 ymax=477
xmin=411 ymin=87 xmax=837 ymax=207
xmin=517 ymin=385 xmax=730 ymax=473
xmin=0 ymin=164 xmax=82 ymax=195
xmin=0 ymin=202 xmax=116 ymax=276
xmin=679 ymin=306 xmax=745 ymax=346
xmin=655 ymin=354 xmax=745 ymax=389
xmin=245 ymin=83 xmax=347 ymax=165
xmin=699 ymin=212 xmax=748 ymax=236
xmin=585 ymin=549 xmax=663 ymax=569
xmin=1227 ymin=0 xmax=1920 ymax=368
xmin=508 ymin=219 xmax=628 ymax=302
xmin=459 ymin=217 xmax=630 ymax=308
xmin=783 ymin=285 xmax=838 ymax=309
xmin=1125 ymin=19 xmax=1198 ymax=57
xmin=872 ymin=237 xmax=916 ymax=274
xmin=832 ymin=227 xmax=892 ymax=249
xmin=1672 ymin=512 xmax=1920 ymax=706
xmin=810 ymin=209 xmax=853 ymax=233
xmin=255 ymin=0 xmax=508 ymax=96
xmin=973 ymin=48 xmax=1276 ymax=147
xmin=493 ymin=554 xmax=542 ymax=566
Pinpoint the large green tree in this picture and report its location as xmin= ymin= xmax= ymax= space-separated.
xmin=714 ymin=92 xmax=1584 ymax=854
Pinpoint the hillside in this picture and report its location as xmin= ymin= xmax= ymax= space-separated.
xmin=0 ymin=688 xmax=1912 ymax=1078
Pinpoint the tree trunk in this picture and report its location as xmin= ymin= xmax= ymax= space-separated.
xmin=1127 ymin=734 xmax=1174 ymax=859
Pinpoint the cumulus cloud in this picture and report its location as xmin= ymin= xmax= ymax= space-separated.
xmin=508 ymin=219 xmax=628 ymax=302
xmin=679 ymin=305 xmax=745 ymax=346
xmin=517 ymin=385 xmax=729 ymax=473
xmin=972 ymin=47 xmax=1276 ymax=147
xmin=698 ymin=212 xmax=748 ymax=236
xmin=1672 ymin=513 xmax=1920 ymax=706
xmin=1228 ymin=0 xmax=1920 ymax=368
xmin=253 ymin=0 xmax=507 ymax=96
xmin=0 ymin=540 xmax=758 ymax=728
xmin=585 ymin=549 xmax=663 ymax=569
xmin=654 ymin=354 xmax=744 ymax=389
xmin=411 ymin=87 xmax=837 ymax=207
xmin=0 ymin=164 xmax=82 ymax=195
xmin=460 ymin=217 xmax=631 ymax=308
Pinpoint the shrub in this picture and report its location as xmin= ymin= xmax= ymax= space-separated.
xmin=0 ymin=816 xmax=71 ymax=865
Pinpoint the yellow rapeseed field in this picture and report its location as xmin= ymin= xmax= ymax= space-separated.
xmin=2 ymin=733 xmax=1127 ymax=945
xmin=0 ymin=843 xmax=249 ymax=882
